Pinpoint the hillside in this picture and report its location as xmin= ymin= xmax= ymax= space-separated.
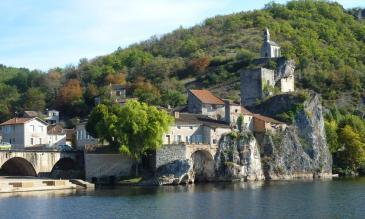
xmin=1 ymin=0 xmax=365 ymax=122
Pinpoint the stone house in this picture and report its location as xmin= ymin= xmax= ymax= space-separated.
xmin=252 ymin=114 xmax=286 ymax=133
xmin=95 ymin=84 xmax=126 ymax=105
xmin=47 ymin=124 xmax=66 ymax=147
xmin=75 ymin=122 xmax=98 ymax=150
xmin=163 ymin=112 xmax=231 ymax=146
xmin=240 ymin=68 xmax=275 ymax=106
xmin=187 ymin=89 xmax=225 ymax=120
xmin=261 ymin=28 xmax=281 ymax=58
xmin=0 ymin=117 xmax=48 ymax=149
xmin=224 ymin=101 xmax=253 ymax=130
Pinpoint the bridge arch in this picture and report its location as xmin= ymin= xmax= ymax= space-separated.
xmin=0 ymin=157 xmax=37 ymax=176
xmin=191 ymin=150 xmax=215 ymax=182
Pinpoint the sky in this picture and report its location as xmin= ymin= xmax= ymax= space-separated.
xmin=1 ymin=0 xmax=364 ymax=71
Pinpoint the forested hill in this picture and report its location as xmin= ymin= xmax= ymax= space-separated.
xmin=1 ymin=0 xmax=365 ymax=123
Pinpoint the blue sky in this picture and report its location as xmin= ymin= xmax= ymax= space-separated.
xmin=1 ymin=0 xmax=364 ymax=70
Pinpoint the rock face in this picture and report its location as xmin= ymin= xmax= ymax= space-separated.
xmin=257 ymin=93 xmax=332 ymax=180
xmin=214 ymin=131 xmax=264 ymax=181
xmin=154 ymin=159 xmax=194 ymax=185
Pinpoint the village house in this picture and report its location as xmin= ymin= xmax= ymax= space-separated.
xmin=95 ymin=83 xmax=127 ymax=105
xmin=224 ymin=100 xmax=253 ymax=129
xmin=252 ymin=114 xmax=286 ymax=133
xmin=47 ymin=124 xmax=67 ymax=147
xmin=45 ymin=110 xmax=60 ymax=124
xmin=187 ymin=89 xmax=225 ymax=120
xmin=164 ymin=112 xmax=231 ymax=146
xmin=23 ymin=109 xmax=60 ymax=124
xmin=0 ymin=117 xmax=48 ymax=149
xmin=75 ymin=122 xmax=98 ymax=150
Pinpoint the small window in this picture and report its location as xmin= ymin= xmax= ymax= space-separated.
xmin=190 ymin=126 xmax=193 ymax=129
xmin=31 ymin=138 xmax=34 ymax=145
xmin=235 ymin=109 xmax=238 ymax=113
xmin=213 ymin=139 xmax=217 ymax=144
xmin=177 ymin=126 xmax=181 ymax=129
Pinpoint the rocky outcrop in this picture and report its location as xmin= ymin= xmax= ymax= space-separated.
xmin=256 ymin=93 xmax=332 ymax=180
xmin=214 ymin=131 xmax=264 ymax=181
xmin=153 ymin=159 xmax=194 ymax=185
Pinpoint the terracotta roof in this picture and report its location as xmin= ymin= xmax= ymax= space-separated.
xmin=174 ymin=113 xmax=230 ymax=128
xmin=0 ymin=117 xmax=33 ymax=125
xmin=0 ymin=117 xmax=48 ymax=126
xmin=253 ymin=114 xmax=282 ymax=124
xmin=47 ymin=124 xmax=65 ymax=135
xmin=241 ymin=107 xmax=253 ymax=116
xmin=189 ymin=90 xmax=224 ymax=105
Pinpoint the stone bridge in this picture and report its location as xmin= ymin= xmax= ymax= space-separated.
xmin=0 ymin=150 xmax=84 ymax=177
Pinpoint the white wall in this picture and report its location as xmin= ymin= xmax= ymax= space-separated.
xmin=76 ymin=124 xmax=97 ymax=150
xmin=48 ymin=134 xmax=66 ymax=147
xmin=164 ymin=125 xmax=206 ymax=144
xmin=1 ymin=124 xmax=25 ymax=149
xmin=24 ymin=120 xmax=48 ymax=148
xmin=280 ymin=75 xmax=295 ymax=93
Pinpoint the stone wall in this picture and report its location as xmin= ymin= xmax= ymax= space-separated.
xmin=84 ymin=153 xmax=133 ymax=181
xmin=155 ymin=144 xmax=186 ymax=170
xmin=240 ymin=68 xmax=275 ymax=106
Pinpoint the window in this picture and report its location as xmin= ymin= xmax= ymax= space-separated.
xmin=12 ymin=138 xmax=15 ymax=143
xmin=190 ymin=126 xmax=193 ymax=130
xmin=235 ymin=109 xmax=238 ymax=113
xmin=186 ymin=136 xmax=189 ymax=144
xmin=177 ymin=126 xmax=181 ymax=129
xmin=31 ymin=138 xmax=34 ymax=145
xmin=213 ymin=139 xmax=217 ymax=144
xmin=39 ymin=138 xmax=42 ymax=144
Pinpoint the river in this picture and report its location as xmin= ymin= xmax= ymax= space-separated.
xmin=1 ymin=178 xmax=365 ymax=219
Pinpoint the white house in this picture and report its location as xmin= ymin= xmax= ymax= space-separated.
xmin=0 ymin=117 xmax=48 ymax=149
xmin=75 ymin=122 xmax=97 ymax=150
xmin=45 ymin=110 xmax=60 ymax=124
xmin=47 ymin=124 xmax=66 ymax=147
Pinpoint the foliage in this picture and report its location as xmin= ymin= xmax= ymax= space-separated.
xmin=86 ymin=100 xmax=174 ymax=161
xmin=325 ymin=114 xmax=365 ymax=174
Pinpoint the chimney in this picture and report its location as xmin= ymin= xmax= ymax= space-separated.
xmin=174 ymin=111 xmax=180 ymax=119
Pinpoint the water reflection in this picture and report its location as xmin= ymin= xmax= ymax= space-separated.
xmin=0 ymin=179 xmax=365 ymax=219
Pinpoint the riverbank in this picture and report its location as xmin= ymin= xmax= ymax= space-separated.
xmin=0 ymin=177 xmax=93 ymax=193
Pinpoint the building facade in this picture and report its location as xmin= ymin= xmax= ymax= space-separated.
xmin=47 ymin=124 xmax=67 ymax=147
xmin=0 ymin=117 xmax=48 ymax=149
xmin=188 ymin=89 xmax=225 ymax=120
xmin=75 ymin=123 xmax=98 ymax=150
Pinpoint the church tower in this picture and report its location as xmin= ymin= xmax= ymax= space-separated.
xmin=261 ymin=28 xmax=281 ymax=58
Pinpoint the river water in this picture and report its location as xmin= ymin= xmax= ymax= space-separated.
xmin=1 ymin=178 xmax=365 ymax=219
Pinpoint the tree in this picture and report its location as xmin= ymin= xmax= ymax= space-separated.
xmin=86 ymin=100 xmax=174 ymax=175
xmin=336 ymin=125 xmax=365 ymax=171
xmin=132 ymin=77 xmax=161 ymax=105
xmin=0 ymin=83 xmax=20 ymax=121
xmin=22 ymin=88 xmax=46 ymax=111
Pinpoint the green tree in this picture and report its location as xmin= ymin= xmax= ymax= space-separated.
xmin=86 ymin=100 xmax=174 ymax=175
xmin=22 ymin=88 xmax=46 ymax=112
xmin=336 ymin=125 xmax=365 ymax=171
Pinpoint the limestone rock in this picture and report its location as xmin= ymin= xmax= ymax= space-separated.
xmin=154 ymin=159 xmax=194 ymax=185
xmin=214 ymin=130 xmax=264 ymax=181
xmin=258 ymin=93 xmax=332 ymax=180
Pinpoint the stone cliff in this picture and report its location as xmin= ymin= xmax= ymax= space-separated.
xmin=152 ymin=92 xmax=332 ymax=185
xmin=252 ymin=92 xmax=332 ymax=180
xmin=214 ymin=130 xmax=264 ymax=181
